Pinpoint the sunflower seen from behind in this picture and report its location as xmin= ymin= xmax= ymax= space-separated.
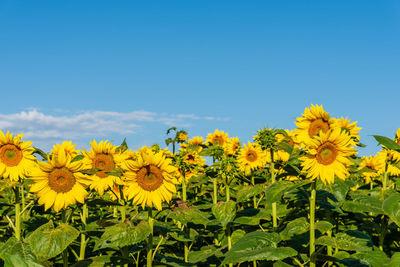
xmin=300 ymin=128 xmax=356 ymax=184
xmin=123 ymin=146 xmax=179 ymax=211
xmin=30 ymin=147 xmax=89 ymax=212
xmin=83 ymin=140 xmax=125 ymax=195
xmin=295 ymin=104 xmax=335 ymax=144
xmin=238 ymin=142 xmax=267 ymax=175
xmin=0 ymin=131 xmax=36 ymax=181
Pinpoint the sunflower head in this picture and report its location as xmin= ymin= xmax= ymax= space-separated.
xmin=295 ymin=104 xmax=335 ymax=144
xmin=124 ymin=148 xmax=179 ymax=210
xmin=83 ymin=140 xmax=124 ymax=195
xmin=206 ymin=129 xmax=229 ymax=146
xmin=224 ymin=137 xmax=241 ymax=155
xmin=332 ymin=117 xmax=362 ymax=146
xmin=30 ymin=147 xmax=89 ymax=212
xmin=359 ymin=155 xmax=384 ymax=184
xmin=238 ymin=142 xmax=267 ymax=175
xmin=177 ymin=131 xmax=188 ymax=142
xmin=0 ymin=131 xmax=36 ymax=181
xmin=51 ymin=141 xmax=80 ymax=160
xmin=300 ymin=129 xmax=356 ymax=184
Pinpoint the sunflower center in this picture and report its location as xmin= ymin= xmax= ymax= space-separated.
xmin=0 ymin=144 xmax=23 ymax=166
xmin=48 ymin=167 xmax=76 ymax=193
xmin=94 ymin=154 xmax=115 ymax=178
xmin=137 ymin=165 xmax=164 ymax=191
xmin=246 ymin=151 xmax=258 ymax=162
xmin=213 ymin=136 xmax=225 ymax=146
xmin=308 ymin=119 xmax=330 ymax=137
xmin=316 ymin=142 xmax=338 ymax=165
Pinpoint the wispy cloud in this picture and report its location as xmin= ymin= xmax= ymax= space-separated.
xmin=0 ymin=109 xmax=229 ymax=150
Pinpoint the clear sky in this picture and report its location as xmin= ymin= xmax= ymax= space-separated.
xmin=0 ymin=1 xmax=399 ymax=155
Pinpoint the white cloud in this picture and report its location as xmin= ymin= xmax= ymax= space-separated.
xmin=0 ymin=109 xmax=229 ymax=150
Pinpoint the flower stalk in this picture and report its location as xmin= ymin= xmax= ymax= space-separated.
xmin=309 ymin=181 xmax=316 ymax=267
xmin=147 ymin=207 xmax=154 ymax=267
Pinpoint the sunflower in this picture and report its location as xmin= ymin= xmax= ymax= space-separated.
xmin=332 ymin=117 xmax=362 ymax=146
xmin=388 ymin=128 xmax=400 ymax=162
xmin=180 ymin=136 xmax=205 ymax=152
xmin=51 ymin=141 xmax=80 ymax=159
xmin=0 ymin=131 xmax=36 ymax=181
xmin=206 ymin=129 xmax=229 ymax=146
xmin=177 ymin=132 xmax=188 ymax=142
xmin=238 ymin=142 xmax=267 ymax=175
xmin=178 ymin=168 xmax=198 ymax=183
xmin=30 ymin=147 xmax=89 ymax=212
xmin=378 ymin=149 xmax=400 ymax=177
xmin=224 ymin=137 xmax=241 ymax=155
xmin=300 ymin=129 xmax=356 ymax=184
xmin=83 ymin=140 xmax=125 ymax=195
xmin=295 ymin=104 xmax=335 ymax=144
xmin=124 ymin=148 xmax=179 ymax=210
xmin=359 ymin=155 xmax=385 ymax=184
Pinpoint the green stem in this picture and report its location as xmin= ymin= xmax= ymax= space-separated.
xmin=14 ymin=186 xmax=21 ymax=241
xmin=270 ymin=150 xmax=277 ymax=228
xmin=79 ymin=204 xmax=88 ymax=261
xmin=120 ymin=203 xmax=126 ymax=222
xmin=62 ymin=210 xmax=68 ymax=267
xmin=309 ymin=181 xmax=316 ymax=267
xmin=182 ymin=172 xmax=187 ymax=202
xmin=251 ymin=176 xmax=257 ymax=208
xmin=21 ymin=183 xmax=26 ymax=221
xmin=213 ymin=178 xmax=217 ymax=204
xmin=147 ymin=207 xmax=154 ymax=267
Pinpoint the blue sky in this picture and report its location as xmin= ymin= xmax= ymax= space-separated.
xmin=0 ymin=1 xmax=399 ymax=155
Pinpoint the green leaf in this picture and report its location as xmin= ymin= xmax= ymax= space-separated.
xmin=352 ymin=250 xmax=390 ymax=267
xmin=231 ymin=229 xmax=246 ymax=245
xmin=222 ymin=231 xmax=297 ymax=264
xmin=280 ymin=217 xmax=309 ymax=240
xmin=169 ymin=206 xmax=210 ymax=227
xmin=265 ymin=180 xmax=311 ymax=204
xmin=316 ymin=232 xmax=373 ymax=252
xmin=235 ymin=184 xmax=264 ymax=203
xmin=234 ymin=208 xmax=271 ymax=226
xmin=315 ymin=221 xmax=334 ymax=234
xmin=27 ymin=221 xmax=79 ymax=260
xmin=0 ymin=238 xmax=38 ymax=263
xmin=116 ymin=138 xmax=128 ymax=153
xmin=71 ymin=154 xmax=84 ymax=163
xmin=94 ymin=221 xmax=151 ymax=250
xmin=3 ymin=254 xmax=44 ymax=267
xmin=273 ymin=261 xmax=294 ymax=267
xmin=389 ymin=252 xmax=400 ymax=266
xmin=188 ymin=245 xmax=225 ymax=264
xmin=373 ymin=135 xmax=400 ymax=151
xmin=382 ymin=193 xmax=400 ymax=227
xmin=342 ymin=195 xmax=383 ymax=214
xmin=212 ymin=200 xmax=236 ymax=227
xmin=32 ymin=147 xmax=47 ymax=160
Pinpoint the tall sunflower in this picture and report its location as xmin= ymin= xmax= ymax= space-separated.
xmin=30 ymin=147 xmax=89 ymax=212
xmin=332 ymin=117 xmax=362 ymax=146
xmin=0 ymin=131 xmax=36 ymax=181
xmin=51 ymin=141 xmax=80 ymax=159
xmin=359 ymin=155 xmax=384 ymax=184
xmin=238 ymin=142 xmax=267 ymax=175
xmin=224 ymin=137 xmax=241 ymax=155
xmin=389 ymin=128 xmax=400 ymax=162
xmin=295 ymin=104 xmax=335 ymax=144
xmin=123 ymin=147 xmax=179 ymax=210
xmin=180 ymin=136 xmax=205 ymax=152
xmin=206 ymin=129 xmax=229 ymax=146
xmin=83 ymin=140 xmax=125 ymax=195
xmin=300 ymin=129 xmax=356 ymax=184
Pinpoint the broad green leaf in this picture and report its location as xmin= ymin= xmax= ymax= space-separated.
xmin=231 ymin=229 xmax=246 ymax=245
xmin=27 ymin=221 xmax=79 ymax=260
xmin=353 ymin=250 xmax=390 ymax=267
xmin=71 ymin=154 xmax=84 ymax=163
xmin=212 ymin=200 xmax=236 ymax=227
xmin=234 ymin=208 xmax=271 ymax=225
xmin=94 ymin=221 xmax=150 ymax=250
xmin=316 ymin=232 xmax=372 ymax=252
xmin=3 ymin=253 xmax=44 ymax=267
xmin=273 ymin=261 xmax=294 ymax=267
xmin=188 ymin=245 xmax=225 ymax=264
xmin=71 ymin=256 xmax=131 ymax=267
xmin=265 ymin=181 xmax=292 ymax=203
xmin=389 ymin=252 xmax=400 ymax=266
xmin=0 ymin=238 xmax=38 ymax=264
xmin=382 ymin=193 xmax=400 ymax=227
xmin=280 ymin=217 xmax=309 ymax=240
xmin=315 ymin=221 xmax=334 ymax=234
xmin=342 ymin=195 xmax=383 ymax=214
xmin=325 ymin=179 xmax=355 ymax=202
xmin=222 ymin=231 xmax=297 ymax=264
xmin=236 ymin=184 xmax=264 ymax=203
xmin=169 ymin=206 xmax=210 ymax=226
xmin=373 ymin=135 xmax=400 ymax=151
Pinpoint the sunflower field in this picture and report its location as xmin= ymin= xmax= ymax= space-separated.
xmin=1 ymin=104 xmax=400 ymax=267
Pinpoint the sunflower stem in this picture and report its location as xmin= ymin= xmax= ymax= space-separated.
xmin=213 ymin=178 xmax=217 ymax=205
xmin=20 ymin=183 xmax=27 ymax=221
xmin=226 ymin=183 xmax=232 ymax=267
xmin=182 ymin=172 xmax=187 ymax=202
xmin=270 ymin=150 xmax=277 ymax=228
xmin=79 ymin=203 xmax=88 ymax=261
xmin=120 ymin=203 xmax=126 ymax=222
xmin=309 ymin=181 xmax=316 ymax=267
xmin=147 ymin=207 xmax=154 ymax=267
xmin=251 ymin=176 xmax=257 ymax=208
xmin=13 ymin=186 xmax=21 ymax=241
xmin=181 ymin=172 xmax=189 ymax=262
xmin=61 ymin=209 xmax=69 ymax=267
